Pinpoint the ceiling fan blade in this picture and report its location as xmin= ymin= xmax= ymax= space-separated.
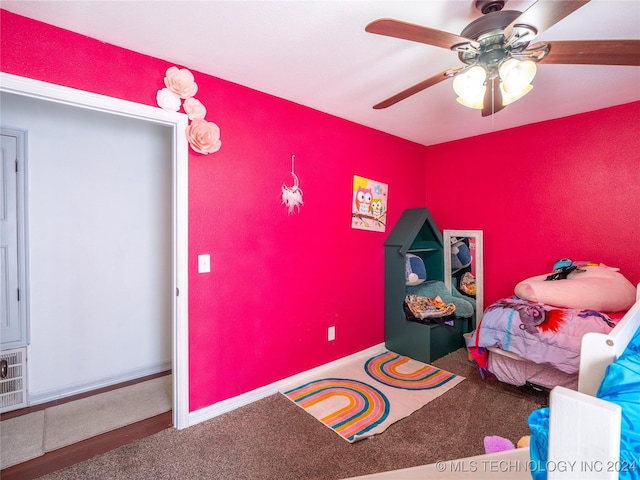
xmin=504 ymin=0 xmax=590 ymax=42
xmin=537 ymin=40 xmax=640 ymax=66
xmin=373 ymin=67 xmax=463 ymax=109
xmin=366 ymin=19 xmax=479 ymax=51
xmin=481 ymin=74 xmax=505 ymax=117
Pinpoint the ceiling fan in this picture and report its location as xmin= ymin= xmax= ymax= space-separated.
xmin=366 ymin=0 xmax=640 ymax=116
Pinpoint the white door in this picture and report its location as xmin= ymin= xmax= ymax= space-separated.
xmin=0 ymin=130 xmax=27 ymax=348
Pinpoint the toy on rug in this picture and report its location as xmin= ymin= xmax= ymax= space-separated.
xmin=517 ymin=435 xmax=530 ymax=448
xmin=483 ymin=435 xmax=530 ymax=454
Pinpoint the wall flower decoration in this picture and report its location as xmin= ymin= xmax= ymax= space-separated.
xmin=156 ymin=87 xmax=181 ymax=112
xmin=164 ymin=66 xmax=198 ymax=99
xmin=183 ymin=97 xmax=207 ymax=120
xmin=156 ymin=66 xmax=221 ymax=155
xmin=185 ymin=118 xmax=222 ymax=155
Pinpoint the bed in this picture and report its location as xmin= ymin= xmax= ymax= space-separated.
xmin=467 ymin=263 xmax=638 ymax=391
xmin=342 ymin=282 xmax=640 ymax=480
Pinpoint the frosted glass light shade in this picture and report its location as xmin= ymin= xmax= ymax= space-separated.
xmin=456 ymin=96 xmax=484 ymax=109
xmin=453 ymin=66 xmax=487 ymax=105
xmin=501 ymin=83 xmax=533 ymax=105
xmin=499 ymin=59 xmax=537 ymax=94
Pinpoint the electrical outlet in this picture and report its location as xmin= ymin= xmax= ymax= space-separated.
xmin=198 ymin=254 xmax=211 ymax=273
xmin=328 ymin=326 xmax=335 ymax=341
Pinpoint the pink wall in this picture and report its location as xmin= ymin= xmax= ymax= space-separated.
xmin=3 ymin=10 xmax=639 ymax=412
xmin=424 ymin=101 xmax=640 ymax=307
xmin=1 ymin=11 xmax=427 ymax=411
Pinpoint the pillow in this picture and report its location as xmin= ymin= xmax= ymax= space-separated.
xmin=514 ymin=264 xmax=637 ymax=312
xmin=405 ymin=253 xmax=427 ymax=286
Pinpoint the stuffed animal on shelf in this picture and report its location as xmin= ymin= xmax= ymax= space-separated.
xmin=405 ymin=253 xmax=427 ymax=286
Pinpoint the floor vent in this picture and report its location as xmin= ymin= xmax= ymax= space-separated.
xmin=0 ymin=347 xmax=28 ymax=413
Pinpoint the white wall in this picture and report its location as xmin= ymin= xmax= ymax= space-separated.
xmin=1 ymin=92 xmax=172 ymax=403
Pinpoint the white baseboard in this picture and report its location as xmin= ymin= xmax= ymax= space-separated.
xmin=188 ymin=343 xmax=386 ymax=427
xmin=28 ymin=361 xmax=172 ymax=406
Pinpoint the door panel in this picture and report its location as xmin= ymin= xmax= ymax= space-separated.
xmin=0 ymin=132 xmax=24 ymax=347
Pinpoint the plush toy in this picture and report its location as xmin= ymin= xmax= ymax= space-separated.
xmin=483 ymin=435 xmax=531 ymax=454
xmin=405 ymin=253 xmax=427 ymax=286
xmin=450 ymin=237 xmax=472 ymax=270
xmin=546 ymin=258 xmax=582 ymax=281
xmin=483 ymin=435 xmax=515 ymax=454
xmin=517 ymin=435 xmax=530 ymax=449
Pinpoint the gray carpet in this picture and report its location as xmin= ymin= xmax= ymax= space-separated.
xmin=38 ymin=349 xmax=547 ymax=480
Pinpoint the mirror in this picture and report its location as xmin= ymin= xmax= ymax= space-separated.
xmin=443 ymin=230 xmax=483 ymax=328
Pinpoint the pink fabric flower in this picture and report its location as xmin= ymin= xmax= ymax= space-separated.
xmin=164 ymin=66 xmax=198 ymax=99
xmin=186 ymin=119 xmax=222 ymax=155
xmin=183 ymin=97 xmax=207 ymax=120
xmin=156 ymin=88 xmax=181 ymax=112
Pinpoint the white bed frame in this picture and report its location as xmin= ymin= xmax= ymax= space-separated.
xmin=344 ymin=285 xmax=640 ymax=480
xmin=547 ymin=283 xmax=640 ymax=480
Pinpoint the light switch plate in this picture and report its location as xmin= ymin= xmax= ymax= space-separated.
xmin=198 ymin=254 xmax=211 ymax=273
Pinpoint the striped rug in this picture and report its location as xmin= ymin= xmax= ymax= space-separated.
xmin=281 ymin=351 xmax=464 ymax=442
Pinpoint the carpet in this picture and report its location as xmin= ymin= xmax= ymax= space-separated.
xmin=282 ymin=351 xmax=464 ymax=442
xmin=1 ymin=375 xmax=172 ymax=469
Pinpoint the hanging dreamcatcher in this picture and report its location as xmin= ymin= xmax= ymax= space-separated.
xmin=281 ymin=155 xmax=304 ymax=215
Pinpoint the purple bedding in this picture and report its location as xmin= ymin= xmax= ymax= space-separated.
xmin=469 ymin=298 xmax=617 ymax=374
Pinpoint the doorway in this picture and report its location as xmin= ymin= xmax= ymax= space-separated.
xmin=0 ymin=73 xmax=189 ymax=429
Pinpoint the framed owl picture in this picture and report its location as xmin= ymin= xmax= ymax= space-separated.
xmin=351 ymin=175 xmax=388 ymax=232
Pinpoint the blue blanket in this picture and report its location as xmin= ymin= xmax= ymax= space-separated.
xmin=528 ymin=326 xmax=640 ymax=480
xmin=596 ymin=326 xmax=640 ymax=478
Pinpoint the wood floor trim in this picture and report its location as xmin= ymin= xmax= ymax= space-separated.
xmin=0 ymin=370 xmax=171 ymax=421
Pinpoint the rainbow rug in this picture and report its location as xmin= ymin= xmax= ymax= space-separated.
xmin=281 ymin=351 xmax=464 ymax=443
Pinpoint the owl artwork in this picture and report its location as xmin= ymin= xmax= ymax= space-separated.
xmin=355 ymin=187 xmax=372 ymax=215
xmin=351 ymin=175 xmax=388 ymax=233
xmin=370 ymin=198 xmax=383 ymax=217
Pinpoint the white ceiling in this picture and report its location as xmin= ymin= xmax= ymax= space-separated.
xmin=3 ymin=0 xmax=640 ymax=146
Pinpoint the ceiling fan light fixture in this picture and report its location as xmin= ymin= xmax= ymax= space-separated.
xmin=456 ymin=96 xmax=485 ymax=109
xmin=367 ymin=2 xmax=640 ymax=114
xmin=501 ymin=83 xmax=533 ymax=105
xmin=453 ymin=65 xmax=487 ymax=105
xmin=499 ymin=58 xmax=537 ymax=94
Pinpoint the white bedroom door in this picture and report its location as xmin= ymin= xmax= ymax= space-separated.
xmin=1 ymin=130 xmax=28 ymax=348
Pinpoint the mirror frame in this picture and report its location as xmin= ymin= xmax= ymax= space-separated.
xmin=443 ymin=230 xmax=483 ymax=328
